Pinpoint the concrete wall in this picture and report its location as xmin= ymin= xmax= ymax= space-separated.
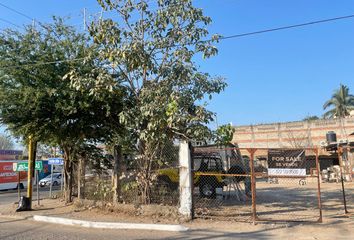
xmin=233 ymin=117 xmax=354 ymax=178
xmin=233 ymin=117 xmax=354 ymax=151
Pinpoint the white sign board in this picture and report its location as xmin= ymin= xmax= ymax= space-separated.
xmin=48 ymin=158 xmax=64 ymax=165
xmin=268 ymin=149 xmax=306 ymax=176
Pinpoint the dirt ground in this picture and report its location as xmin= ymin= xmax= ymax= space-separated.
xmin=194 ymin=179 xmax=354 ymax=222
xmin=0 ymin=181 xmax=352 ymax=239
xmin=0 ymin=198 xmax=183 ymax=225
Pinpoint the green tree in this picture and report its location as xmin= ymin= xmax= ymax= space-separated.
xmin=0 ymin=19 xmax=124 ymax=202
xmin=0 ymin=133 xmax=14 ymax=150
xmin=303 ymin=115 xmax=319 ymax=121
xmin=68 ymin=0 xmax=226 ymax=203
xmin=323 ymin=84 xmax=354 ymax=118
xmin=214 ymin=123 xmax=235 ymax=146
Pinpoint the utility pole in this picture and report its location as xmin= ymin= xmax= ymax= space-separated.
xmin=26 ymin=136 xmax=35 ymax=209
xmin=49 ymin=147 xmax=55 ymax=198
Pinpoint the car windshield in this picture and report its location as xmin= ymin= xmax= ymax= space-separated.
xmin=44 ymin=174 xmax=60 ymax=179
xmin=193 ymin=155 xmax=222 ymax=171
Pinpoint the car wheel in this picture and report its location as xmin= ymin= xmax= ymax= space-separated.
xmin=52 ymin=181 xmax=58 ymax=186
xmin=199 ymin=178 xmax=216 ymax=199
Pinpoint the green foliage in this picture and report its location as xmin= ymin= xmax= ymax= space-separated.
xmin=76 ymin=144 xmax=113 ymax=174
xmin=67 ymin=0 xmax=226 ymax=203
xmin=323 ymin=84 xmax=354 ymax=119
xmin=0 ymin=18 xmax=124 ymax=147
xmin=214 ymin=123 xmax=235 ymax=145
xmin=0 ymin=133 xmax=14 ymax=150
xmin=69 ymin=0 xmax=226 ymax=147
xmin=91 ymin=179 xmax=113 ymax=202
xmin=0 ymin=19 xmax=125 ymax=202
xmin=0 ymin=1 xmax=226 ymax=204
xmin=303 ymin=115 xmax=320 ymax=121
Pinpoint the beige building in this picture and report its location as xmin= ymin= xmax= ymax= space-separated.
xmin=233 ymin=117 xmax=354 ymax=150
xmin=232 ymin=117 xmax=354 ymax=178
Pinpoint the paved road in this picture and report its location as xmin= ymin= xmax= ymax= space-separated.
xmin=0 ymin=217 xmax=205 ymax=240
xmin=1 ymin=216 xmax=353 ymax=240
xmin=0 ymin=217 xmax=273 ymax=240
xmin=0 ymin=187 xmax=61 ymax=205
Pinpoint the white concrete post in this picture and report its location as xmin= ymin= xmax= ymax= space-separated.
xmin=178 ymin=141 xmax=193 ymax=219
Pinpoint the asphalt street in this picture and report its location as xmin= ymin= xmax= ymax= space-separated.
xmin=0 ymin=217 xmax=176 ymax=240
xmin=0 ymin=187 xmax=61 ymax=205
xmin=0 ymin=217 xmax=273 ymax=240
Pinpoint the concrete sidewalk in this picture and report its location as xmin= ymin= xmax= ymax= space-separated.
xmin=0 ymin=198 xmax=353 ymax=239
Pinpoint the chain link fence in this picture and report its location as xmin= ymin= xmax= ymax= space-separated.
xmin=84 ymin=143 xmax=180 ymax=206
xmin=191 ymin=147 xmax=323 ymax=222
xmin=319 ymin=146 xmax=353 ymax=216
xmin=75 ymin=143 xmax=352 ymax=223
xmin=192 ymin=146 xmax=253 ymax=221
xmin=342 ymin=147 xmax=353 ymax=214
xmin=254 ymin=148 xmax=322 ymax=222
xmin=343 ymin=147 xmax=354 ymax=213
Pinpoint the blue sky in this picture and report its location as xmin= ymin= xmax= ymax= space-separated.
xmin=1 ymin=0 xmax=354 ymax=132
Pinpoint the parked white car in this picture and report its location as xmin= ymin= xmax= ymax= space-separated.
xmin=39 ymin=173 xmax=62 ymax=187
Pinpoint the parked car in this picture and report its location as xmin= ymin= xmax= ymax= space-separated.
xmin=39 ymin=173 xmax=62 ymax=187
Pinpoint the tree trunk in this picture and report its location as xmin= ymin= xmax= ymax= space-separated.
xmin=137 ymin=139 xmax=158 ymax=205
xmin=77 ymin=155 xmax=86 ymax=200
xmin=141 ymin=155 xmax=152 ymax=205
xmin=69 ymin=161 xmax=73 ymax=201
xmin=77 ymin=160 xmax=81 ymax=200
xmin=63 ymin=146 xmax=73 ymax=203
xmin=112 ymin=145 xmax=122 ymax=204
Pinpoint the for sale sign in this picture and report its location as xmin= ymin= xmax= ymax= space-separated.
xmin=267 ymin=149 xmax=306 ymax=176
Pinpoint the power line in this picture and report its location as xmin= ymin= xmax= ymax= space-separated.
xmin=0 ymin=2 xmax=33 ymax=21
xmin=0 ymin=2 xmax=86 ymax=30
xmin=0 ymin=58 xmax=86 ymax=70
xmin=219 ymin=14 xmax=354 ymax=41
xmin=0 ymin=17 xmax=23 ymax=29
xmin=1 ymin=13 xmax=354 ymax=70
xmin=0 ymin=2 xmax=41 ymax=32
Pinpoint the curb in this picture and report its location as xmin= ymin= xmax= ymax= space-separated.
xmin=33 ymin=215 xmax=189 ymax=232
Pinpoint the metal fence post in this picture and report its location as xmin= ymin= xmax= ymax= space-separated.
xmin=178 ymin=141 xmax=193 ymax=220
xmin=17 ymin=172 xmax=21 ymax=202
xmin=189 ymin=142 xmax=195 ymax=220
xmin=248 ymin=148 xmax=258 ymax=223
xmin=315 ymin=148 xmax=323 ymax=222
xmin=49 ymin=164 xmax=53 ymax=198
xmin=337 ymin=147 xmax=349 ymax=214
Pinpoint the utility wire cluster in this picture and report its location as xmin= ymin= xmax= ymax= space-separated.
xmin=0 ymin=2 xmax=354 ymax=70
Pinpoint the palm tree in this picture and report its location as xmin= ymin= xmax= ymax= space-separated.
xmin=323 ymin=84 xmax=354 ymax=118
